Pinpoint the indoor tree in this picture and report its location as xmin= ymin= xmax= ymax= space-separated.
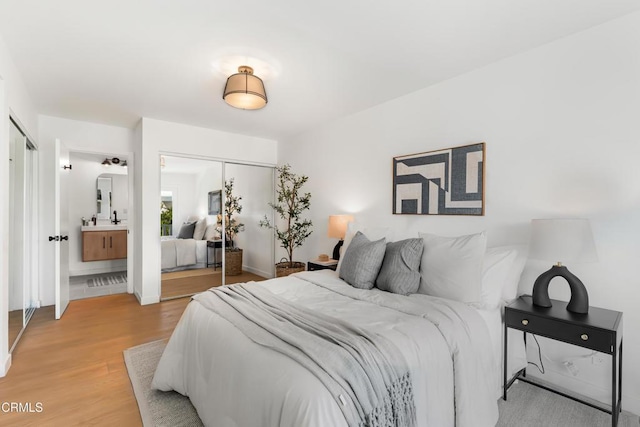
xmin=260 ymin=164 xmax=312 ymax=271
xmin=217 ymin=178 xmax=244 ymax=250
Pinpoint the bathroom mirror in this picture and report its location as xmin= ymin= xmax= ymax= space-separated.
xmin=96 ymin=173 xmax=128 ymax=220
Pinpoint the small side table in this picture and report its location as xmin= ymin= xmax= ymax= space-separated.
xmin=504 ymin=295 xmax=623 ymax=427
xmin=206 ymin=240 xmax=232 ymax=269
xmin=307 ymin=260 xmax=338 ymax=271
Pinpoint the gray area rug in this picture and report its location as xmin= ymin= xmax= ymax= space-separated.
xmin=88 ymin=273 xmax=127 ymax=287
xmin=123 ymin=340 xmax=203 ymax=427
xmin=125 ymin=340 xmax=639 ymax=427
xmin=498 ymin=380 xmax=639 ymax=427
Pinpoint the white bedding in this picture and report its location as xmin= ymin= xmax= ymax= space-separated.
xmin=153 ymin=271 xmax=501 ymax=427
xmin=161 ymin=238 xmax=208 ymax=271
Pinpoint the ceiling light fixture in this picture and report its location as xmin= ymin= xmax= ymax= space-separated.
xmin=222 ymin=65 xmax=267 ymax=110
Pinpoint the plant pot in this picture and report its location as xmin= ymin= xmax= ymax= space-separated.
xmin=225 ymin=249 xmax=243 ymax=276
xmin=275 ymin=261 xmax=305 ymax=278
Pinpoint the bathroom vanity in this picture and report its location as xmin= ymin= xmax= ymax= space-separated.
xmin=81 ymin=225 xmax=127 ymax=261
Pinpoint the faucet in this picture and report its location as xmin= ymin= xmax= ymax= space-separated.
xmin=112 ymin=210 xmax=121 ymax=225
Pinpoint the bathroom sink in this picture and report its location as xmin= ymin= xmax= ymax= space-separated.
xmin=81 ymin=224 xmax=127 ymax=231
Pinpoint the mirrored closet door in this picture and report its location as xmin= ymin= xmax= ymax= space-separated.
xmin=8 ymin=118 xmax=38 ymax=352
xmin=222 ymin=162 xmax=274 ymax=286
xmin=159 ymin=155 xmax=274 ymax=300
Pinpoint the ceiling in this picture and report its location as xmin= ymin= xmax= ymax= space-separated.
xmin=1 ymin=0 xmax=638 ymax=140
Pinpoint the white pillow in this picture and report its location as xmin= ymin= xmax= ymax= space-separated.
xmin=417 ymin=231 xmax=487 ymax=303
xmin=193 ymin=218 xmax=207 ymax=240
xmin=479 ymin=247 xmax=518 ymax=309
xmin=336 ymin=222 xmax=391 ymax=274
xmin=203 ymin=224 xmax=219 ymax=240
xmin=497 ymin=244 xmax=528 ymax=303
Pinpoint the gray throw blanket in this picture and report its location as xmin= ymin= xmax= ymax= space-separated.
xmin=195 ymin=284 xmax=416 ymax=427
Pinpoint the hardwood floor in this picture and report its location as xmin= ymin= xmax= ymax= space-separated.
xmin=161 ymin=268 xmax=268 ymax=299
xmin=0 ymin=294 xmax=190 ymax=426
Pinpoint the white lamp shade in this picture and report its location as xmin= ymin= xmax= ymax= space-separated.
xmin=223 ymin=66 xmax=267 ymax=110
xmin=327 ymin=215 xmax=354 ymax=239
xmin=529 ymin=219 xmax=598 ymax=264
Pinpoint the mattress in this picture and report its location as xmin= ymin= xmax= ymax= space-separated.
xmin=153 ymin=270 xmax=501 ymax=427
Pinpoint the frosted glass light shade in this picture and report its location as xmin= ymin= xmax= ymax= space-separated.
xmin=328 ymin=215 xmax=354 ymax=239
xmin=529 ymin=219 xmax=598 ymax=264
xmin=223 ymin=66 xmax=267 ymax=110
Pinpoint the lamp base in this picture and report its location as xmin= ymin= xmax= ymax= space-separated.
xmin=332 ymin=240 xmax=344 ymax=261
xmin=532 ymin=265 xmax=589 ymax=314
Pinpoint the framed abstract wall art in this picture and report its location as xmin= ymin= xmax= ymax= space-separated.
xmin=393 ymin=142 xmax=485 ymax=216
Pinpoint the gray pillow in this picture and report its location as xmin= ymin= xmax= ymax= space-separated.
xmin=339 ymin=231 xmax=386 ymax=289
xmin=177 ymin=221 xmax=196 ymax=239
xmin=376 ymin=238 xmax=424 ymax=295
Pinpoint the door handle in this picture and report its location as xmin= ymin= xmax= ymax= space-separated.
xmin=103 ymin=237 xmax=106 ymax=248
xmin=48 ymin=235 xmax=60 ymax=242
xmin=110 ymin=236 xmax=113 ymax=248
xmin=60 ymin=235 xmax=68 ymax=241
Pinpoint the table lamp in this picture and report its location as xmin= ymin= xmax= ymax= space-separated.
xmin=328 ymin=215 xmax=354 ymax=260
xmin=529 ymin=218 xmax=598 ymax=314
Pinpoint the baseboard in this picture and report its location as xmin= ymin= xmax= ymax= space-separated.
xmin=0 ymin=353 xmax=11 ymax=377
xmin=243 ymin=265 xmax=272 ymax=279
xmin=69 ymin=266 xmax=127 ymax=277
xmin=135 ymin=290 xmax=159 ymax=306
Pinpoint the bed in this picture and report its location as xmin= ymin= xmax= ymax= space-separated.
xmin=152 ymin=227 xmax=528 ymax=426
xmin=161 ymin=216 xmax=219 ymax=272
xmin=160 ymin=237 xmax=208 ymax=272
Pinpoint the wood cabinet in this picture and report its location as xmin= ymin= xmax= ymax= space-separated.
xmin=82 ymin=230 xmax=127 ymax=261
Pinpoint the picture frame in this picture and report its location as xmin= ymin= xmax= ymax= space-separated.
xmin=392 ymin=142 xmax=485 ymax=216
xmin=208 ymin=190 xmax=222 ymax=215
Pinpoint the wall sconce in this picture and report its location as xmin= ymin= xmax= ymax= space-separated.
xmin=102 ymin=157 xmax=126 ymax=167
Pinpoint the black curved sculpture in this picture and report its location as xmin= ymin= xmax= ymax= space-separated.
xmin=532 ymin=264 xmax=589 ymax=314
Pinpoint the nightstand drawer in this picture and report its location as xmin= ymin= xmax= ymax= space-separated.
xmin=505 ymin=310 xmax=613 ymax=353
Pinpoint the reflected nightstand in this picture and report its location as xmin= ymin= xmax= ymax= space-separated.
xmin=307 ymin=260 xmax=338 ymax=271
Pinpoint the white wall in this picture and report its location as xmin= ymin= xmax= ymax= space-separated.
xmin=226 ymin=163 xmax=275 ymax=278
xmin=279 ymin=11 xmax=640 ymax=415
xmin=134 ymin=118 xmax=277 ymax=304
xmin=0 ymin=34 xmax=39 ymax=376
xmin=38 ymin=116 xmax=134 ymax=307
xmin=194 ymin=164 xmax=223 ymax=218
xmin=161 ymin=172 xmax=199 ymax=234
xmin=67 ymin=152 xmax=128 ymax=276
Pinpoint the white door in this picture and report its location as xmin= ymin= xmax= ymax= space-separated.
xmin=54 ymin=139 xmax=70 ymax=319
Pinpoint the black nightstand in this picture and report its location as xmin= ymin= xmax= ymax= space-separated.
xmin=504 ymin=295 xmax=623 ymax=427
xmin=307 ymin=260 xmax=338 ymax=271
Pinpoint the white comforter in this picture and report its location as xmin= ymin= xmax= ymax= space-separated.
xmin=152 ymin=271 xmax=499 ymax=427
xmin=161 ymin=238 xmax=208 ymax=271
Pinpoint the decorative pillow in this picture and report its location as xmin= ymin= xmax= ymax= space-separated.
xmin=337 ymin=222 xmax=391 ymax=274
xmin=479 ymin=247 xmax=518 ymax=309
xmin=417 ymin=231 xmax=487 ymax=303
xmin=203 ymin=224 xmax=219 ymax=240
xmin=193 ymin=218 xmax=207 ymax=240
xmin=339 ymin=231 xmax=386 ymax=290
xmin=376 ymin=238 xmax=424 ymax=295
xmin=177 ymin=221 xmax=196 ymax=239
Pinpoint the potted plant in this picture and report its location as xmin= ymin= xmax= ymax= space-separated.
xmin=260 ymin=164 xmax=313 ymax=277
xmin=217 ymin=179 xmax=245 ymax=276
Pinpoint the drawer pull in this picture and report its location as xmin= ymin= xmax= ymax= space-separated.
xmin=581 ymin=334 xmax=589 ymax=341
xmin=521 ymin=319 xmax=529 ymax=326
